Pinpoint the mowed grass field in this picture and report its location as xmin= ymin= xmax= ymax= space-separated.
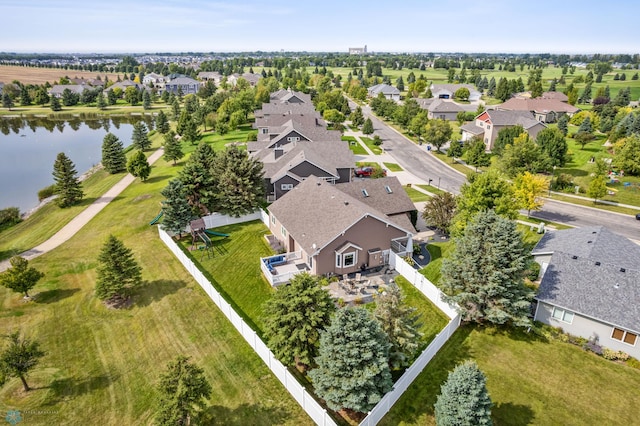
xmin=0 ymin=65 xmax=122 ymax=85
xmin=0 ymin=137 xmax=313 ymax=425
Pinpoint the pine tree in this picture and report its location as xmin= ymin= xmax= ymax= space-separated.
xmin=0 ymin=332 xmax=46 ymax=392
xmin=155 ymin=110 xmax=170 ymax=134
xmin=96 ymin=93 xmax=107 ymax=110
xmin=0 ymin=256 xmax=44 ymax=298
xmin=178 ymin=142 xmax=217 ymax=215
xmin=212 ymin=146 xmax=264 ymax=217
xmin=155 ymin=356 xmax=211 ymax=426
xmin=309 ymin=307 xmax=392 ymax=413
xmin=557 ymin=114 xmax=569 ymax=136
xmin=160 ymin=179 xmax=193 ymax=237
xmin=2 ymin=93 xmax=14 ymax=110
xmin=434 ymin=361 xmax=493 ymax=426
xmin=142 ymin=90 xmax=152 ymax=110
xmin=374 ymin=283 xmax=422 ymax=369
xmin=163 ymin=131 xmax=184 ymax=165
xmin=131 ymin=122 xmax=151 ymax=151
xmin=95 ymin=235 xmax=142 ymax=303
xmin=101 ymin=133 xmax=127 ymax=174
xmin=263 ymin=273 xmax=335 ymax=368
xmin=362 ymin=117 xmax=374 ymax=135
xmin=127 ymin=150 xmax=151 ymax=181
xmin=50 ymin=94 xmax=61 ymax=111
xmin=52 ymin=152 xmax=83 ymax=207
xmin=442 ymin=209 xmax=533 ymax=326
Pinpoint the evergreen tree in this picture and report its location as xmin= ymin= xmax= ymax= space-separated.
xmin=557 ymin=114 xmax=569 ymax=136
xmin=50 ymin=94 xmax=61 ymax=111
xmin=0 ymin=332 xmax=46 ymax=392
xmin=374 ymin=283 xmax=422 ymax=369
xmin=309 ymin=307 xmax=392 ymax=413
xmin=2 ymin=93 xmax=14 ymax=110
xmin=142 ymin=90 xmax=152 ymax=110
xmin=0 ymin=256 xmax=44 ymax=298
xmin=349 ymin=106 xmax=365 ymax=128
xmin=262 ymin=273 xmax=335 ymax=368
xmin=442 ymin=210 xmax=533 ymax=326
xmin=212 ymin=146 xmax=264 ymax=217
xmin=492 ymin=125 xmax=525 ymax=155
xmin=155 ymin=356 xmax=212 ymax=426
xmin=181 ymin=116 xmax=201 ymax=145
xmin=487 ymin=77 xmax=496 ymax=96
xmin=160 ymin=179 xmax=193 ymax=237
xmin=131 ymin=122 xmax=151 ymax=151
xmin=155 ymin=110 xmax=170 ymax=134
xmin=52 ymin=152 xmax=83 ymax=207
xmin=95 ymin=235 xmax=142 ymax=303
xmin=178 ymin=142 xmax=217 ymax=215
xmin=362 ymin=117 xmax=374 ymax=135
xmin=127 ymin=150 xmax=151 ymax=181
xmin=96 ymin=93 xmax=107 ymax=110
xmin=434 ymin=361 xmax=493 ymax=426
xmin=101 ymin=133 xmax=127 ymax=173
xmin=163 ymin=131 xmax=184 ymax=165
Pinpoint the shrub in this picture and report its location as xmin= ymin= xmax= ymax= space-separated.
xmin=0 ymin=207 xmax=21 ymax=229
xmin=626 ymin=357 xmax=640 ymax=369
xmin=38 ymin=184 xmax=57 ymax=201
xmin=583 ymin=340 xmax=603 ymax=355
xmin=526 ymin=261 xmax=541 ymax=281
xmin=553 ymin=173 xmax=575 ymax=191
xmin=603 ymin=349 xmax=630 ymax=361
xmin=246 ymin=131 xmax=258 ymax=142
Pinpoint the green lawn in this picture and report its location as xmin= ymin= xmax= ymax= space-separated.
xmin=0 ymin=156 xmax=312 ymax=425
xmin=418 ymin=242 xmax=454 ymax=286
xmin=342 ymin=136 xmax=368 ymax=155
xmin=361 ymin=136 xmax=383 ymax=154
xmin=404 ymin=186 xmax=431 ymax=202
xmin=383 ymin=162 xmax=403 ymax=172
xmin=416 ymin=184 xmax=447 ymax=196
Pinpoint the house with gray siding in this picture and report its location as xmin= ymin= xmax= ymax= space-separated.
xmin=163 ymin=76 xmax=200 ymax=95
xmin=367 ymin=83 xmax=401 ymax=102
xmin=264 ymin=177 xmax=414 ymax=283
xmin=532 ymin=226 xmax=640 ymax=359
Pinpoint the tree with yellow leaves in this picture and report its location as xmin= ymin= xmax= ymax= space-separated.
xmin=513 ymin=172 xmax=549 ymax=217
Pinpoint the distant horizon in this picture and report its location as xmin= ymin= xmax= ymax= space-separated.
xmin=2 ymin=1 xmax=639 ymax=55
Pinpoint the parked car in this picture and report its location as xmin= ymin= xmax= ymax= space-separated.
xmin=636 ymin=212 xmax=640 ymax=220
xmin=354 ymin=166 xmax=386 ymax=178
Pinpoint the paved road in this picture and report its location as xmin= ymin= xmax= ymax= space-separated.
xmin=355 ymin=102 xmax=640 ymax=242
xmin=361 ymin=105 xmax=467 ymax=194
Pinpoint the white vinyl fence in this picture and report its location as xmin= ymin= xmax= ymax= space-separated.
xmin=158 ymin=227 xmax=336 ymax=426
xmin=160 ymin=217 xmax=461 ymax=426
xmin=186 ymin=210 xmax=265 ymax=231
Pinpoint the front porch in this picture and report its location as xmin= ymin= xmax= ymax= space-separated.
xmin=260 ymin=251 xmax=310 ymax=287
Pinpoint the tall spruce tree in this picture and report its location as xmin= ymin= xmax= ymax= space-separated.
xmin=309 ymin=307 xmax=392 ymax=413
xmin=101 ymin=133 xmax=127 ymax=173
xmin=50 ymin=94 xmax=61 ymax=111
xmin=127 ymin=150 xmax=151 ymax=181
xmin=131 ymin=122 xmax=151 ymax=151
xmin=557 ymin=113 xmax=569 ymax=136
xmin=442 ymin=210 xmax=533 ymax=327
xmin=0 ymin=332 xmax=46 ymax=392
xmin=0 ymin=256 xmax=44 ymax=298
xmin=434 ymin=361 xmax=493 ymax=426
xmin=160 ymin=179 xmax=192 ymax=237
xmin=95 ymin=235 xmax=142 ymax=304
xmin=96 ymin=93 xmax=107 ymax=110
xmin=142 ymin=90 xmax=152 ymax=110
xmin=362 ymin=117 xmax=374 ymax=135
xmin=156 ymin=356 xmax=211 ymax=426
xmin=212 ymin=146 xmax=264 ymax=217
xmin=178 ymin=142 xmax=217 ymax=215
xmin=374 ymin=283 xmax=422 ymax=369
xmin=155 ymin=110 xmax=170 ymax=134
xmin=163 ymin=131 xmax=184 ymax=165
xmin=262 ymin=273 xmax=335 ymax=369
xmin=52 ymin=152 xmax=83 ymax=207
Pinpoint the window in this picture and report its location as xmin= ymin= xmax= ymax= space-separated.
xmin=281 ymin=183 xmax=293 ymax=191
xmin=551 ymin=307 xmax=574 ymax=324
xmin=384 ymin=185 xmax=393 ymax=194
xmin=335 ymin=251 xmax=357 ymax=268
xmin=287 ymin=136 xmax=300 ymax=142
xmin=335 ymin=253 xmax=341 ymax=267
xmin=281 ymin=226 xmax=287 ymax=237
xmin=271 ymin=214 xmax=276 ymax=225
xmin=612 ymin=328 xmax=637 ymax=346
xmin=487 ymin=125 xmax=491 ymax=130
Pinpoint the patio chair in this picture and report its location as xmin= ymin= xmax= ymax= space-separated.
xmin=355 ymin=272 xmax=362 ymax=283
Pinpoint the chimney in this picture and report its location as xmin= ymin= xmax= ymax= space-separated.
xmin=274 ymin=146 xmax=284 ymax=159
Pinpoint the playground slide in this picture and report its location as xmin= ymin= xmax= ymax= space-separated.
xmin=204 ymin=229 xmax=230 ymax=238
xmin=149 ymin=211 xmax=163 ymax=225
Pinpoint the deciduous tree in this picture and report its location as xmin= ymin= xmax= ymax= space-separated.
xmin=127 ymin=150 xmax=151 ymax=182
xmin=492 ymin=125 xmax=525 ymax=155
xmin=309 ymin=307 xmax=392 ymax=413
xmin=95 ymin=235 xmax=142 ymax=304
xmin=424 ymin=119 xmax=452 ymax=152
xmin=101 ymin=133 xmax=127 ymax=174
xmin=442 ymin=210 xmax=533 ymax=326
xmin=513 ymin=171 xmax=549 ymax=217
xmin=155 ymin=356 xmax=211 ymax=426
xmin=464 ymin=137 xmax=490 ymax=171
xmin=374 ymin=283 xmax=422 ymax=369
xmin=0 ymin=332 xmax=46 ymax=392
xmin=434 ymin=360 xmax=493 ymax=426
xmin=498 ymin=133 xmax=550 ymax=178
xmin=421 ymin=192 xmax=457 ymax=234
xmin=587 ymin=175 xmax=607 ymax=203
xmin=362 ymin=117 xmax=374 ymax=135
xmin=0 ymin=256 xmax=44 ymax=298
xmin=262 ymin=273 xmax=335 ymax=369
xmin=52 ymin=152 xmax=83 ymax=207
xmin=536 ymin=127 xmax=568 ymax=167
xmin=613 ymin=135 xmax=640 ymax=176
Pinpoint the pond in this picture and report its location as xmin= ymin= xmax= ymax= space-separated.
xmin=0 ymin=115 xmax=154 ymax=213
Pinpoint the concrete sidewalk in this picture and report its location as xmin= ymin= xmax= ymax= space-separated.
xmin=0 ymin=148 xmax=164 ymax=272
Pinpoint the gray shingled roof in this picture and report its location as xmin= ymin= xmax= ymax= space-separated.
xmin=268 ymin=177 xmax=412 ymax=255
xmin=460 ymin=123 xmax=484 ymax=135
xmin=431 ymin=84 xmax=480 ymax=96
xmin=498 ymin=97 xmax=579 ymax=114
xmin=368 ymin=83 xmax=400 ymax=96
xmin=533 ymin=226 xmax=640 ymax=271
xmin=267 ymin=120 xmax=341 ymax=147
xmin=270 ymin=89 xmax=312 ymax=104
xmin=428 ymin=99 xmax=467 ymax=113
xmin=266 ymin=141 xmax=354 ymax=181
xmin=536 ymin=251 xmax=640 ymax=333
xmin=335 ymin=177 xmax=416 ymax=217
xmin=255 ymin=102 xmax=318 ymax=117
xmin=483 ymin=110 xmax=541 ymax=129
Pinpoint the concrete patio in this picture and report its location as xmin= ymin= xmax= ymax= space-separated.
xmin=323 ymin=268 xmax=400 ymax=304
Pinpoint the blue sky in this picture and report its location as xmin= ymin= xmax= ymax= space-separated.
xmin=2 ymin=0 xmax=639 ymax=54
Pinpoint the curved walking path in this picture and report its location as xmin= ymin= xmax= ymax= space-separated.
xmin=0 ymin=148 xmax=164 ymax=272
